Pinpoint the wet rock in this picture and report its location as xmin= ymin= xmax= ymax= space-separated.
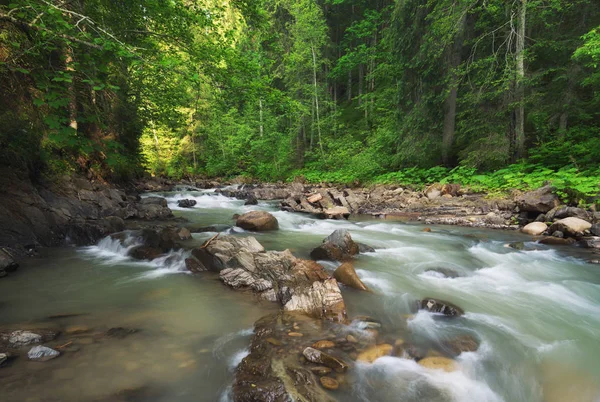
xmin=404 ymin=344 xmax=427 ymax=361
xmin=590 ymin=223 xmax=600 ymax=237
xmin=106 ymin=327 xmax=139 ymax=338
xmin=551 ymin=231 xmax=564 ymax=238
xmin=0 ymin=352 xmax=15 ymax=367
xmin=233 ymin=313 xmax=337 ymax=402
xmin=418 ymin=356 xmax=457 ymax=372
xmin=548 ymin=217 xmax=592 ymax=237
xmin=356 ymin=344 xmax=393 ymax=363
xmin=0 ymin=329 xmax=58 ymax=347
xmin=312 ymin=340 xmax=335 ymax=349
xmin=283 ymin=278 xmax=347 ymax=322
xmin=202 ymin=236 xmax=346 ymax=320
xmin=508 ymin=242 xmax=525 ymax=250
xmin=244 ymin=195 xmax=258 ymax=205
xmin=521 ymin=222 xmax=548 ymax=236
xmin=333 ymin=262 xmax=369 ymax=291
xmin=357 ymin=243 xmax=375 ymax=253
xmin=320 ymin=376 xmax=339 ymax=390
xmin=185 ymin=257 xmax=206 ymax=273
xmin=346 ymin=335 xmax=358 ymax=343
xmin=28 ymin=345 xmax=60 ymax=362
xmin=129 ymin=245 xmax=163 ymax=260
xmin=418 ymin=298 xmax=464 ymax=317
xmin=236 ymin=211 xmax=279 ymax=231
xmin=310 ymin=229 xmax=360 ymax=261
xmin=515 ymin=185 xmax=560 ymax=213
xmin=303 ymin=347 xmax=349 ymax=372
xmin=441 ymin=335 xmax=479 ymax=356
xmin=424 ymin=268 xmax=460 ymax=278
xmin=288 ymin=332 xmax=303 ymax=337
xmin=577 ymin=237 xmax=600 ymax=249
xmin=539 ymin=236 xmax=576 ymax=246
xmin=135 ymin=197 xmax=173 ymax=220
xmin=177 ymin=227 xmax=192 ymax=240
xmin=0 ymin=249 xmax=18 ymax=273
xmin=177 ymin=199 xmax=197 ymax=208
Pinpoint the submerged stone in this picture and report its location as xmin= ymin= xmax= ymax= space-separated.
xmin=28 ymin=345 xmax=60 ymax=362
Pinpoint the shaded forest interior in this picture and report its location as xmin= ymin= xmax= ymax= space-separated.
xmin=1 ymin=0 xmax=599 ymax=199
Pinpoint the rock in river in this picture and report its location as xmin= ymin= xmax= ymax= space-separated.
xmin=356 ymin=344 xmax=394 ymax=363
xmin=333 ymin=262 xmax=369 ymax=291
xmin=418 ymin=298 xmax=464 ymax=317
xmin=303 ymin=347 xmax=349 ymax=372
xmin=177 ymin=199 xmax=197 ymax=208
xmin=310 ymin=229 xmax=360 ymax=261
xmin=196 ymin=235 xmax=347 ymax=320
xmin=418 ymin=356 xmax=457 ymax=372
xmin=28 ymin=345 xmax=60 ymax=362
xmin=236 ymin=211 xmax=279 ymax=231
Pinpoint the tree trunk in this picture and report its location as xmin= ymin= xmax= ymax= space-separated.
xmin=65 ymin=46 xmax=78 ymax=132
xmin=311 ymin=45 xmax=323 ymax=155
xmin=442 ymin=13 xmax=466 ymax=166
xmin=258 ymin=97 xmax=264 ymax=137
xmin=514 ymin=0 xmax=526 ymax=160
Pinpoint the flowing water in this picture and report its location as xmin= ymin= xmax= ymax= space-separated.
xmin=1 ymin=187 xmax=599 ymax=402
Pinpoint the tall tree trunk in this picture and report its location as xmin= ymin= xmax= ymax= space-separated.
xmin=347 ymin=70 xmax=352 ymax=102
xmin=442 ymin=13 xmax=466 ymax=166
xmin=311 ymin=46 xmax=323 ymax=155
xmin=65 ymin=46 xmax=78 ymax=132
xmin=514 ymin=0 xmax=526 ymax=160
xmin=258 ymin=97 xmax=264 ymax=137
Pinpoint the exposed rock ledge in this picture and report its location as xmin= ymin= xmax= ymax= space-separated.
xmin=0 ymin=168 xmax=173 ymax=258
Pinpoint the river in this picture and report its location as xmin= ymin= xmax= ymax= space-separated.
xmin=1 ymin=187 xmax=599 ymax=402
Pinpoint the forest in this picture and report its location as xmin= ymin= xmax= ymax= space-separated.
xmin=1 ymin=0 xmax=599 ymax=199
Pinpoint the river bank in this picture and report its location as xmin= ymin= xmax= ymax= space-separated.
xmin=3 ymin=171 xmax=600 ymax=277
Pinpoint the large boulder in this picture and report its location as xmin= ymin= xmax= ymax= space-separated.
xmin=134 ymin=197 xmax=173 ymax=220
xmin=548 ymin=217 xmax=592 ymax=237
xmin=547 ymin=206 xmax=590 ymax=221
xmin=236 ymin=211 xmax=279 ymax=231
xmin=333 ymin=262 xmax=369 ymax=291
xmin=310 ymin=230 xmax=360 ymax=261
xmin=521 ymin=222 xmax=548 ymax=236
xmin=197 ymin=235 xmax=347 ymax=320
xmin=516 ymin=185 xmax=560 ymax=213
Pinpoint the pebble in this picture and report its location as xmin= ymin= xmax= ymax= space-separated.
xmin=288 ymin=332 xmax=303 ymax=337
xmin=320 ymin=376 xmax=339 ymax=390
xmin=346 ymin=335 xmax=358 ymax=343
xmin=266 ymin=337 xmax=282 ymax=346
xmin=28 ymin=346 xmax=60 ymax=362
xmin=312 ymin=340 xmax=335 ymax=349
xmin=310 ymin=366 xmax=332 ymax=376
xmin=65 ymin=325 xmax=91 ymax=335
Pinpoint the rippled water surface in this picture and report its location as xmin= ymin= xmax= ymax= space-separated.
xmin=1 ymin=187 xmax=599 ymax=402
